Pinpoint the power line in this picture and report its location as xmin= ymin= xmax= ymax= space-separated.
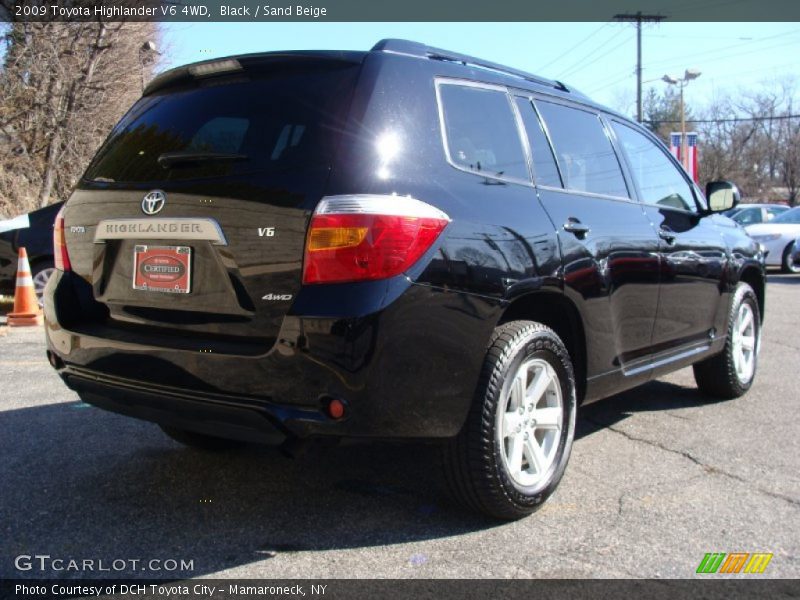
xmin=645 ymin=114 xmax=800 ymax=124
xmin=585 ymin=69 xmax=636 ymax=94
xmin=556 ymin=28 xmax=628 ymax=78
xmin=644 ymin=28 xmax=800 ymax=71
xmin=536 ymin=23 xmax=611 ymax=72
xmin=560 ymin=30 xmax=632 ymax=79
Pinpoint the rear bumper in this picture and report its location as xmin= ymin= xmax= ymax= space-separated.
xmin=45 ymin=270 xmax=500 ymax=442
xmin=60 ymin=368 xmax=310 ymax=444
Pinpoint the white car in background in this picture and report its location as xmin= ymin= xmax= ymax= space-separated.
xmin=746 ymin=206 xmax=800 ymax=273
xmin=725 ymin=203 xmax=789 ymax=226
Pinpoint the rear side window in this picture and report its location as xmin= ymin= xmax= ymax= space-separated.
xmin=438 ymin=83 xmax=529 ymax=182
xmin=534 ymin=101 xmax=628 ymax=198
xmin=514 ymin=97 xmax=562 ymax=188
xmin=83 ymin=66 xmax=358 ymax=184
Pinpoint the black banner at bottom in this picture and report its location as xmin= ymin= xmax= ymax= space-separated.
xmin=2 ymin=579 xmax=799 ymax=600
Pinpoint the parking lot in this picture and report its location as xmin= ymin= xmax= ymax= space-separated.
xmin=0 ymin=276 xmax=798 ymax=580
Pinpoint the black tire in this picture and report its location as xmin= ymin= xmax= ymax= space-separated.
xmin=159 ymin=425 xmax=241 ymax=451
xmin=781 ymin=243 xmax=800 ymax=274
xmin=443 ymin=320 xmax=577 ymax=520
xmin=693 ymin=282 xmax=760 ymax=399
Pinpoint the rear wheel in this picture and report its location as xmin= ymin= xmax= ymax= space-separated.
xmin=693 ymin=282 xmax=760 ymax=399
xmin=159 ymin=425 xmax=241 ymax=451
xmin=443 ymin=321 xmax=577 ymax=520
xmin=782 ymin=243 xmax=800 ymax=274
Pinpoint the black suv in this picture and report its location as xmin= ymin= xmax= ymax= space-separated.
xmin=44 ymin=40 xmax=765 ymax=519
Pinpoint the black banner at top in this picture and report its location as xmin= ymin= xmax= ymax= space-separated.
xmin=2 ymin=0 xmax=800 ymax=22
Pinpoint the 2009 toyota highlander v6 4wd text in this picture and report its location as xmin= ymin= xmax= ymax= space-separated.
xmin=44 ymin=40 xmax=765 ymax=519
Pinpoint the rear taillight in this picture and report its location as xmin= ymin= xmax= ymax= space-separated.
xmin=53 ymin=205 xmax=71 ymax=271
xmin=302 ymin=195 xmax=450 ymax=285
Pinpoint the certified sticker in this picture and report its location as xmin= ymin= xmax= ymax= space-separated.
xmin=133 ymin=245 xmax=191 ymax=294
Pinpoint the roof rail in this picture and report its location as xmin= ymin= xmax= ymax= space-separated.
xmin=371 ymin=39 xmax=571 ymax=93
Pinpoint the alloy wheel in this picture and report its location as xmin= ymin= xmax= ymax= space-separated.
xmin=33 ymin=267 xmax=54 ymax=307
xmin=496 ymin=357 xmax=563 ymax=488
xmin=731 ymin=302 xmax=757 ymax=384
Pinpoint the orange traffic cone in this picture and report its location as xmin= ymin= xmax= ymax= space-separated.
xmin=7 ymin=247 xmax=43 ymax=327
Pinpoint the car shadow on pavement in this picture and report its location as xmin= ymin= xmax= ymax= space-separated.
xmin=1 ymin=377 xmax=727 ymax=578
xmin=0 ymin=400 xmax=493 ymax=579
xmin=575 ymin=379 xmax=725 ymax=439
xmin=767 ymin=273 xmax=800 ymax=285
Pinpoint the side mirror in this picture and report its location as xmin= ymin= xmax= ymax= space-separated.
xmin=705 ymin=181 xmax=741 ymax=212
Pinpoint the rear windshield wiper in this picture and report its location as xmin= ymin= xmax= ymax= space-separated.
xmin=157 ymin=151 xmax=248 ymax=168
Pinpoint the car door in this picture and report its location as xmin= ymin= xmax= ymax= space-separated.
xmin=515 ymin=96 xmax=661 ymax=399
xmin=609 ymin=120 xmax=728 ymax=355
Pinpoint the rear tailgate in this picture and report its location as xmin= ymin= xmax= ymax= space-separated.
xmin=61 ymin=57 xmax=361 ymax=348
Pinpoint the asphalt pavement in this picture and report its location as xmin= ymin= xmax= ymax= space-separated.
xmin=0 ymin=276 xmax=798 ymax=579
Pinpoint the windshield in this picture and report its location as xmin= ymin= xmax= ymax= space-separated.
xmin=83 ymin=65 xmax=358 ymax=184
xmin=771 ymin=206 xmax=800 ymax=224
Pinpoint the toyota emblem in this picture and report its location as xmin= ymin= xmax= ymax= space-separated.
xmin=141 ymin=190 xmax=166 ymax=215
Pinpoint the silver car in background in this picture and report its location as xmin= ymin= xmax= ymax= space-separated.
xmin=746 ymin=206 xmax=800 ymax=273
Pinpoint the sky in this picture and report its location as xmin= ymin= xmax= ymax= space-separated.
xmin=161 ymin=21 xmax=800 ymax=116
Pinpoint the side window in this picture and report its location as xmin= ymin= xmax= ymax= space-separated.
xmin=611 ymin=122 xmax=697 ymax=211
xmin=734 ymin=208 xmax=761 ymax=225
xmin=514 ymin=97 xmax=562 ymax=188
xmin=534 ymin=101 xmax=628 ymax=198
xmin=766 ymin=206 xmax=785 ymax=220
xmin=438 ymin=83 xmax=529 ymax=182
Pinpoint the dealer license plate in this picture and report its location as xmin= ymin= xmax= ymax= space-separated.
xmin=133 ymin=245 xmax=192 ymax=294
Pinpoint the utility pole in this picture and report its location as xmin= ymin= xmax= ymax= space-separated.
xmin=614 ymin=12 xmax=666 ymax=123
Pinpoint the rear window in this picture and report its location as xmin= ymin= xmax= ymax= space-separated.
xmin=83 ymin=65 xmax=358 ymax=184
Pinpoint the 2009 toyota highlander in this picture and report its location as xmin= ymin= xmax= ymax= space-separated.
xmin=44 ymin=39 xmax=765 ymax=519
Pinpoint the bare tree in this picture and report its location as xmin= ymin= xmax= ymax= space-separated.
xmin=697 ymin=81 xmax=800 ymax=204
xmin=644 ymin=80 xmax=800 ymax=204
xmin=0 ymin=22 xmax=162 ymax=217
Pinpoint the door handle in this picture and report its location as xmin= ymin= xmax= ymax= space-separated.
xmin=563 ymin=218 xmax=590 ymax=237
xmin=658 ymin=227 xmax=676 ymax=244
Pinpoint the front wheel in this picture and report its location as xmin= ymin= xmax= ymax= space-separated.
xmin=443 ymin=321 xmax=577 ymax=520
xmin=693 ymin=282 xmax=760 ymax=399
xmin=782 ymin=243 xmax=800 ymax=274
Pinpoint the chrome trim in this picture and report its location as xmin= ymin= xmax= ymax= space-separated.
xmin=536 ymin=184 xmax=639 ymax=204
xmin=94 ymin=218 xmax=228 ymax=245
xmin=622 ymin=341 xmax=712 ymax=377
xmin=511 ymin=94 xmax=566 ymax=189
